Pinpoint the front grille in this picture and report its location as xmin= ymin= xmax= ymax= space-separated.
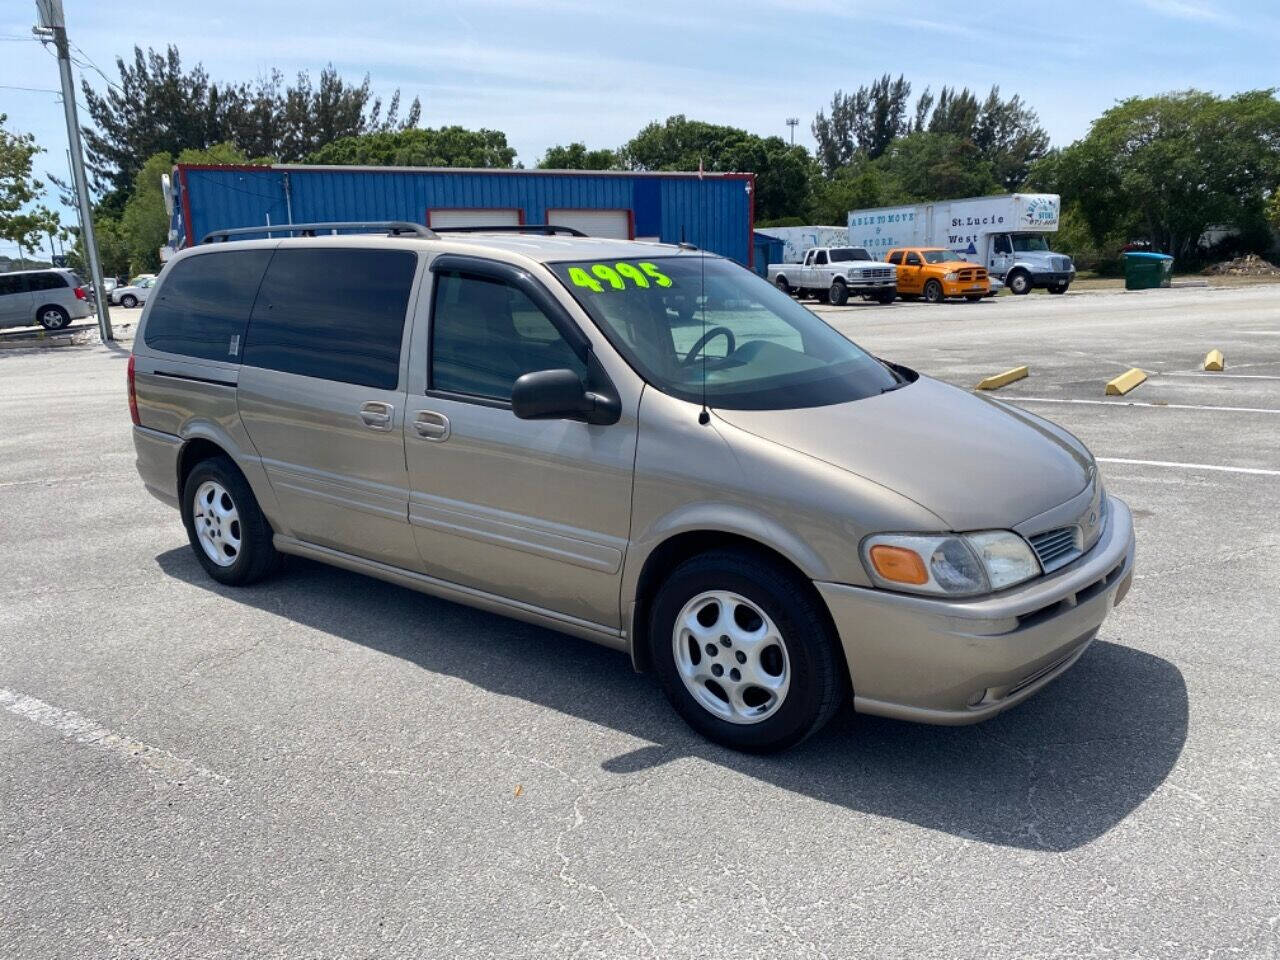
xmin=955 ymin=268 xmax=988 ymax=282
xmin=1030 ymin=526 xmax=1080 ymax=572
xmin=857 ymin=267 xmax=892 ymax=279
xmin=1053 ymin=256 xmax=1072 ymax=272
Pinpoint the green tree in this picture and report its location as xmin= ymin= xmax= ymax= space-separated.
xmin=0 ymin=115 xmax=45 ymax=260
xmin=81 ymin=47 xmax=419 ymax=206
xmin=873 ymin=132 xmax=1002 ymax=202
xmin=1034 ymin=90 xmax=1280 ymax=260
xmin=812 ymin=75 xmax=912 ymax=172
xmin=308 ymin=126 xmax=516 ymax=167
xmin=619 ymin=116 xmax=813 ymax=221
xmin=538 ymin=142 xmax=618 ymax=170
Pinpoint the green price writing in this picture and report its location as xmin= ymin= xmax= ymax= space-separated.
xmin=568 ymin=261 xmax=673 ymax=293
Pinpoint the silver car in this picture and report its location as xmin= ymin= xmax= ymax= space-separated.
xmin=129 ymin=222 xmax=1135 ymax=752
xmin=0 ymin=268 xmax=93 ymax=331
xmin=111 ymin=276 xmax=155 ymax=308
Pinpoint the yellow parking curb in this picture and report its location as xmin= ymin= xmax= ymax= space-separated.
xmin=976 ymin=365 xmax=1029 ymax=390
xmin=1105 ymin=368 xmax=1148 ymax=396
xmin=1203 ymin=349 xmax=1224 ymax=371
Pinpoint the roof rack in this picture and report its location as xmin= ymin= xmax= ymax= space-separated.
xmin=201 ymin=221 xmax=437 ymax=244
xmin=431 ymin=224 xmax=587 ymax=237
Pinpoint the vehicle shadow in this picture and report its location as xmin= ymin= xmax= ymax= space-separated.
xmin=157 ymin=548 xmax=1187 ymax=852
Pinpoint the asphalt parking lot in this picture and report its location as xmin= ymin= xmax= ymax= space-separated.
xmin=2 ymin=287 xmax=1278 ymax=959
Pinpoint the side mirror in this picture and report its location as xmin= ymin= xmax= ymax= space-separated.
xmin=511 ymin=369 xmax=620 ymax=425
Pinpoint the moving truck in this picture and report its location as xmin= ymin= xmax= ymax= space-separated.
xmin=847 ymin=194 xmax=1075 ymax=294
xmin=754 ymin=225 xmax=850 ymax=264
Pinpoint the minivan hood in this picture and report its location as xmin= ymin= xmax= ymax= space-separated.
xmin=714 ymin=376 xmax=1092 ymax=531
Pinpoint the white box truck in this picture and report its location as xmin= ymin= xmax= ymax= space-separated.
xmin=847 ymin=194 xmax=1075 ymax=294
xmin=754 ymin=225 xmax=850 ymax=264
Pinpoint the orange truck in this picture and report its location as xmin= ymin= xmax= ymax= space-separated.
xmin=884 ymin=247 xmax=989 ymax=303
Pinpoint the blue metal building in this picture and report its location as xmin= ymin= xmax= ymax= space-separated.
xmin=170 ymin=164 xmax=757 ymax=266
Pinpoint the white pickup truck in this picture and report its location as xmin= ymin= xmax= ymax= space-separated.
xmin=767 ymin=246 xmax=897 ymax=305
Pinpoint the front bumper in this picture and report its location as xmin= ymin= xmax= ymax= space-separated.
xmin=848 ymin=276 xmax=896 ymax=290
xmin=1030 ymin=271 xmax=1075 ymax=286
xmin=817 ymin=495 xmax=1135 ymax=724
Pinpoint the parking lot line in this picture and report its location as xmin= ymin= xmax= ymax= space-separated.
xmin=1097 ymin=457 xmax=1280 ymax=477
xmin=1011 ymin=397 xmax=1280 ymax=415
xmin=0 ymin=687 xmax=228 ymax=786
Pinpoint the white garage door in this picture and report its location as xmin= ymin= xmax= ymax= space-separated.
xmin=428 ymin=208 xmax=522 ymax=229
xmin=546 ymin=209 xmax=632 ymax=240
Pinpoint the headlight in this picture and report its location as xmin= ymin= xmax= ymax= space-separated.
xmin=862 ymin=531 xmax=1041 ymax=597
xmin=944 ymin=272 xmax=958 ymax=282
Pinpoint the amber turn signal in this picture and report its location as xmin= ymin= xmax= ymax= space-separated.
xmin=868 ymin=544 xmax=929 ymax=585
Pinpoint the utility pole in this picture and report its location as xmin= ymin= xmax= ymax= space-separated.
xmin=34 ymin=0 xmax=112 ymax=341
xmin=785 ymin=117 xmax=799 ymax=147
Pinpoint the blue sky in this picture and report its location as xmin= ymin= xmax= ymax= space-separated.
xmin=1 ymin=0 xmax=1276 ymax=259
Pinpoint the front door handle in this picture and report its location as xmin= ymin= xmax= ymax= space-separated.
xmin=360 ymin=401 xmax=394 ymax=430
xmin=414 ymin=410 xmax=450 ymax=442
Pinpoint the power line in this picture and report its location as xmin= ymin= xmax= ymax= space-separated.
xmin=68 ymin=39 xmax=122 ymax=93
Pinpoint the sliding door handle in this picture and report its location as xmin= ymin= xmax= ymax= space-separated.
xmin=360 ymin=401 xmax=394 ymax=430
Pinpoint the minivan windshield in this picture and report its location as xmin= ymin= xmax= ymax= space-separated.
xmin=829 ymin=247 xmax=871 ymax=262
xmin=549 ymin=256 xmax=901 ymax=409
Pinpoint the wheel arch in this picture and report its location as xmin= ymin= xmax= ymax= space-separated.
xmin=626 ymin=529 xmax=843 ymax=677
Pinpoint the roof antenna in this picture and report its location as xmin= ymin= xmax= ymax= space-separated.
xmin=697 ymin=156 xmax=710 ymax=426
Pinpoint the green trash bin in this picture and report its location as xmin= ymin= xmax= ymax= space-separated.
xmin=1123 ymin=251 xmax=1173 ymax=290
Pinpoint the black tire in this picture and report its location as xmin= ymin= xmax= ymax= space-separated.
xmin=1048 ymin=283 xmax=1069 ymax=295
xmin=923 ymin=279 xmax=944 ymax=304
xmin=36 ymin=305 xmax=71 ymax=330
xmin=876 ymin=291 xmax=896 ymax=304
xmin=181 ymin=455 xmax=281 ymax=586
xmin=811 ymin=287 xmax=829 ymax=304
xmin=774 ymin=276 xmax=791 ymax=295
xmin=828 ymin=279 xmax=848 ymax=306
xmin=121 ymin=294 xmax=138 ymax=308
xmin=1007 ymin=270 xmax=1031 ymax=295
xmin=650 ymin=549 xmax=847 ymax=753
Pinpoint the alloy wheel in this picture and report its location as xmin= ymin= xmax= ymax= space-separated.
xmin=192 ymin=480 xmax=242 ymax=567
xmin=671 ymin=590 xmax=791 ymax=724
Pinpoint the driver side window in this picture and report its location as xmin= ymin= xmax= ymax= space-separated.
xmin=430 ymin=270 xmax=586 ymax=402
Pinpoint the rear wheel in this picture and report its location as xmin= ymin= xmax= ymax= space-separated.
xmin=182 ymin=456 xmax=281 ymax=586
xmin=876 ymin=291 xmax=896 ymax=304
xmin=1007 ymin=270 xmax=1031 ymax=295
xmin=121 ymin=294 xmax=138 ymax=308
xmin=37 ymin=305 xmax=70 ymax=330
xmin=828 ymin=280 xmax=848 ymax=306
xmin=923 ymin=279 xmax=944 ymax=304
xmin=650 ymin=549 xmax=847 ymax=753
xmin=774 ymin=276 xmax=791 ymax=296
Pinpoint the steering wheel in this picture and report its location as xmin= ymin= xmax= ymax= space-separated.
xmin=681 ymin=326 xmax=736 ymax=366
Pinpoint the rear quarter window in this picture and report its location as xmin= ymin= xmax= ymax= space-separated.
xmin=144 ymin=251 xmax=273 ymax=361
xmin=27 ymin=273 xmax=68 ymax=291
xmin=242 ymin=248 xmax=417 ymax=390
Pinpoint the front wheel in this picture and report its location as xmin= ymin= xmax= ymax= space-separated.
xmin=650 ymin=550 xmax=847 ymax=752
xmin=182 ymin=455 xmax=281 ymax=586
xmin=923 ymin=279 xmax=944 ymax=304
xmin=1007 ymin=271 xmax=1031 ymax=295
xmin=828 ymin=280 xmax=848 ymax=306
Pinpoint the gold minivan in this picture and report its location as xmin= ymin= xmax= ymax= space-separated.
xmin=130 ymin=222 xmax=1135 ymax=752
